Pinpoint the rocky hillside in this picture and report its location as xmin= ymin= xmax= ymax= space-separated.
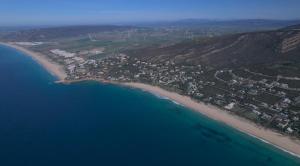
xmin=127 ymin=24 xmax=300 ymax=68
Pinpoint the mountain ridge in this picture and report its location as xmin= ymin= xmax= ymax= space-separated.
xmin=126 ymin=24 xmax=300 ymax=68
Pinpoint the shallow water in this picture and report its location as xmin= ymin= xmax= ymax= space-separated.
xmin=0 ymin=45 xmax=299 ymax=166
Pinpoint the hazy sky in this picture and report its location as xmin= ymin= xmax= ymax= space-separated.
xmin=1 ymin=0 xmax=300 ymax=26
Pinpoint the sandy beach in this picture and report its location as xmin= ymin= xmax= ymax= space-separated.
xmin=0 ymin=42 xmax=67 ymax=81
xmin=123 ymin=82 xmax=300 ymax=158
xmin=1 ymin=41 xmax=300 ymax=158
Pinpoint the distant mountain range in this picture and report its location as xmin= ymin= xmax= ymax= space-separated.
xmin=135 ymin=19 xmax=300 ymax=29
xmin=2 ymin=19 xmax=300 ymax=42
xmin=167 ymin=19 xmax=300 ymax=26
xmin=0 ymin=25 xmax=135 ymax=41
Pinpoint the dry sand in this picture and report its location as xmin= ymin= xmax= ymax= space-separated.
xmin=1 ymin=42 xmax=300 ymax=158
xmin=0 ymin=42 xmax=67 ymax=80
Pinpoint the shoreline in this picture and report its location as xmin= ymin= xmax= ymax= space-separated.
xmin=123 ymin=82 xmax=300 ymax=158
xmin=0 ymin=42 xmax=67 ymax=81
xmin=1 ymin=42 xmax=300 ymax=159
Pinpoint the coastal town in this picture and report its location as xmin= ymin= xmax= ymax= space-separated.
xmin=3 ymin=0 xmax=300 ymax=165
xmin=11 ymin=41 xmax=300 ymax=140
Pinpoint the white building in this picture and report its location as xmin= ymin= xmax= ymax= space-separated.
xmin=50 ymin=49 xmax=76 ymax=58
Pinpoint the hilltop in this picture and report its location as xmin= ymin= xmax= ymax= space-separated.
xmin=2 ymin=23 xmax=300 ymax=151
xmin=127 ymin=24 xmax=300 ymax=70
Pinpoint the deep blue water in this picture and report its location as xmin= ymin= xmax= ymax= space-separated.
xmin=0 ymin=45 xmax=300 ymax=166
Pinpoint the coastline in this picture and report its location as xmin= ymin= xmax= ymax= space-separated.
xmin=1 ymin=42 xmax=300 ymax=159
xmin=123 ymin=82 xmax=300 ymax=158
xmin=0 ymin=42 xmax=67 ymax=81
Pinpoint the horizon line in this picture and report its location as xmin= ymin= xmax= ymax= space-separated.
xmin=1 ymin=18 xmax=300 ymax=27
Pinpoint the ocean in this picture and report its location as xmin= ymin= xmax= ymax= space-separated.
xmin=0 ymin=45 xmax=299 ymax=166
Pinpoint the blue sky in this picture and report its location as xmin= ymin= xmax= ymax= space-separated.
xmin=1 ymin=0 xmax=300 ymax=26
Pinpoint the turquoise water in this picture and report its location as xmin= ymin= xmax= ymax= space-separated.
xmin=0 ymin=45 xmax=300 ymax=166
